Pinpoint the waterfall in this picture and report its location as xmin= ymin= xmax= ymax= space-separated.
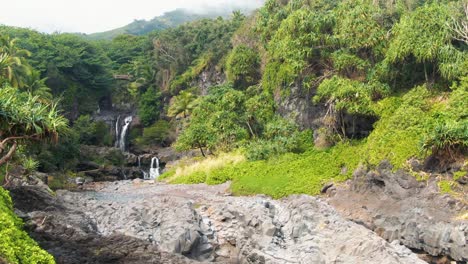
xmin=114 ymin=115 xmax=121 ymax=148
xmin=149 ymin=157 xmax=160 ymax=180
xmin=139 ymin=156 xmax=150 ymax=180
xmin=117 ymin=116 xmax=132 ymax=152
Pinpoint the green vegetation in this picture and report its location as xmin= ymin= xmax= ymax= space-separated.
xmin=162 ymin=0 xmax=467 ymax=198
xmin=226 ymin=45 xmax=260 ymax=88
xmin=0 ymin=0 xmax=466 ymax=206
xmin=73 ymin=115 xmax=113 ymax=146
xmin=164 ymin=142 xmax=362 ymax=198
xmin=0 ymin=187 xmax=55 ymax=263
xmin=0 ymin=87 xmax=67 ymax=171
xmin=0 ymin=2 xmax=466 ymax=259
xmin=134 ymin=120 xmax=172 ymax=147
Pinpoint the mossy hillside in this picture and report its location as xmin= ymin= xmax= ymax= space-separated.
xmin=162 ymin=84 xmax=467 ymax=198
xmin=0 ymin=187 xmax=55 ymax=264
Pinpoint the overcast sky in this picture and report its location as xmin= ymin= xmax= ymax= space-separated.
xmin=0 ymin=0 xmax=265 ymax=34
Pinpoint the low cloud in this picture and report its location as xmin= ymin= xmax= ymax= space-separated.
xmin=0 ymin=0 xmax=266 ymax=34
xmin=185 ymin=0 xmax=265 ymax=14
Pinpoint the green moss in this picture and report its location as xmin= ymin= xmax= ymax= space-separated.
xmin=438 ymin=180 xmax=454 ymax=194
xmin=0 ymin=187 xmax=55 ymax=264
xmin=454 ymin=170 xmax=467 ymax=181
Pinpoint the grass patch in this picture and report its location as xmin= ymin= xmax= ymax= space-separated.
xmin=0 ymin=187 xmax=55 ymax=263
xmin=453 ymin=170 xmax=467 ymax=181
xmin=164 ymin=142 xmax=362 ymax=198
xmin=161 ymin=153 xmax=245 ymax=184
xmin=438 ymin=180 xmax=455 ymax=194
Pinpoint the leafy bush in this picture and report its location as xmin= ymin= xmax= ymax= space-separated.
xmin=138 ymin=86 xmax=162 ymax=126
xmin=135 ymin=120 xmax=172 ymax=147
xmin=0 ymin=187 xmax=55 ymax=263
xmin=175 ymin=85 xmax=250 ymax=155
xmin=314 ymin=76 xmax=390 ymax=115
xmin=73 ymin=115 xmax=112 ymax=146
xmin=226 ymin=45 xmax=260 ymax=89
xmin=22 ymin=157 xmax=39 ymax=173
xmin=246 ymin=118 xmax=312 ymax=160
xmin=423 ymin=121 xmax=468 ymax=158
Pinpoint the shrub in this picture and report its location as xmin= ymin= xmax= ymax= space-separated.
xmin=73 ymin=115 xmax=112 ymax=146
xmin=22 ymin=157 xmax=39 ymax=174
xmin=423 ymin=121 xmax=468 ymax=158
xmin=246 ymin=118 xmax=312 ymax=160
xmin=226 ymin=45 xmax=260 ymax=89
xmin=135 ymin=120 xmax=172 ymax=147
xmin=0 ymin=187 xmax=55 ymax=263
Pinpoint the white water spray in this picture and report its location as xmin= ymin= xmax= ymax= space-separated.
xmin=149 ymin=157 xmax=160 ymax=180
xmin=139 ymin=156 xmax=150 ymax=179
xmin=114 ymin=115 xmax=121 ymax=148
xmin=117 ymin=116 xmax=132 ymax=152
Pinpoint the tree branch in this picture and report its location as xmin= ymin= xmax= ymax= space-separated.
xmin=0 ymin=141 xmax=17 ymax=167
xmin=0 ymin=134 xmax=40 ymax=150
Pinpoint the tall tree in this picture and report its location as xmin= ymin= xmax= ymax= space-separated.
xmin=0 ymin=36 xmax=32 ymax=88
xmin=168 ymin=90 xmax=198 ymax=118
xmin=0 ymin=87 xmax=67 ymax=183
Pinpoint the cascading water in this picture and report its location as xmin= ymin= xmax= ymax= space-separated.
xmin=116 ymin=116 xmax=132 ymax=152
xmin=149 ymin=157 xmax=160 ymax=180
xmin=114 ymin=115 xmax=121 ymax=148
xmin=139 ymin=156 xmax=149 ymax=179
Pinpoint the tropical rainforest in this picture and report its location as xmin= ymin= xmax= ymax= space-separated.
xmin=0 ymin=0 xmax=467 ymax=263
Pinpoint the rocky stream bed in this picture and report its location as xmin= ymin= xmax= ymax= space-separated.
xmin=9 ymin=174 xmax=464 ymax=264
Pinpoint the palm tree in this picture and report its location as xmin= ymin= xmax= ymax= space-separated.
xmin=168 ymin=90 xmax=198 ymax=118
xmin=0 ymin=36 xmax=32 ymax=88
xmin=22 ymin=70 xmax=53 ymax=101
xmin=0 ymin=87 xmax=67 ymax=184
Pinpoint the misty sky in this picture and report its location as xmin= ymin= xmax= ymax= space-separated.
xmin=1 ymin=0 xmax=265 ymax=34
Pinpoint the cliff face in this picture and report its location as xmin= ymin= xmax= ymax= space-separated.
xmin=192 ymin=66 xmax=227 ymax=96
xmin=274 ymin=83 xmax=326 ymax=130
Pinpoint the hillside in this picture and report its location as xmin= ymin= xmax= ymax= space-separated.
xmin=80 ymin=8 xmax=245 ymax=40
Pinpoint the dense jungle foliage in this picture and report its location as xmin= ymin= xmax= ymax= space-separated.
xmin=0 ymin=1 xmax=467 ymax=260
xmin=0 ymin=0 xmax=466 ymax=192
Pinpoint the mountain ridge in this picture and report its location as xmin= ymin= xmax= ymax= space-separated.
xmin=77 ymin=8 xmax=248 ymax=40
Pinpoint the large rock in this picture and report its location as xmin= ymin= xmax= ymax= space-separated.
xmin=8 ymin=184 xmax=195 ymax=264
xmin=275 ymin=83 xmax=326 ymax=130
xmin=328 ymin=161 xmax=468 ymax=262
xmin=11 ymin=180 xmax=427 ymax=264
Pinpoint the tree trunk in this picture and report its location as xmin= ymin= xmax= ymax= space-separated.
xmin=424 ymin=62 xmax=429 ymax=83
xmin=246 ymin=120 xmax=256 ymax=139
xmin=340 ymin=112 xmax=346 ymax=138
xmin=198 ymin=143 xmax=206 ymax=157
xmin=0 ymin=141 xmax=17 ymax=167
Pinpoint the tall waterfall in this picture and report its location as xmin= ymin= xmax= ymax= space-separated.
xmin=149 ymin=157 xmax=160 ymax=180
xmin=114 ymin=115 xmax=121 ymax=148
xmin=115 ymin=116 xmax=132 ymax=152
